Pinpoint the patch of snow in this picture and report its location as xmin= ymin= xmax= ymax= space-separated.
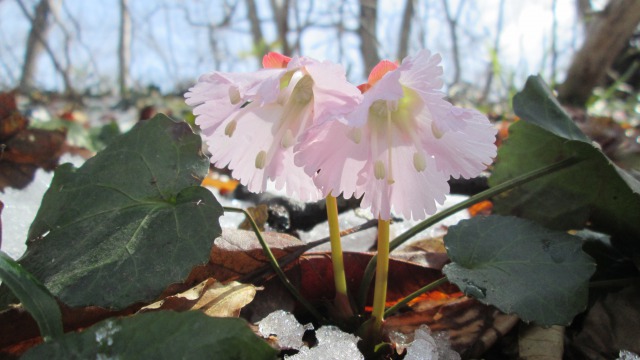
xmin=0 ymin=154 xmax=86 ymax=260
xmin=618 ymin=350 xmax=640 ymax=360
xmin=394 ymin=325 xmax=460 ymax=360
xmin=258 ymin=310 xmax=364 ymax=360
xmin=258 ymin=310 xmax=312 ymax=350
xmin=286 ymin=325 xmax=363 ymax=360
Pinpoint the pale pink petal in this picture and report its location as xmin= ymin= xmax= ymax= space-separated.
xmin=206 ymin=102 xmax=278 ymax=188
xmin=304 ymin=60 xmax=362 ymax=125
xmin=425 ymin=108 xmax=497 ymax=179
xmin=358 ymin=145 xmax=449 ymax=221
xmin=295 ymin=120 xmax=368 ymax=199
xmin=344 ymin=69 xmax=403 ymax=127
xmin=205 ymin=102 xmax=321 ymax=201
xmin=399 ymin=50 xmax=445 ymax=95
xmin=351 ymin=120 xmax=449 ymax=221
xmin=186 ymin=69 xmax=284 ymax=133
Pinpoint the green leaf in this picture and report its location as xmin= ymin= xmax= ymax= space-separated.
xmin=21 ymin=311 xmax=277 ymax=360
xmin=510 ymin=76 xmax=590 ymax=142
xmin=442 ymin=215 xmax=596 ymax=326
xmin=0 ymin=251 xmax=63 ymax=341
xmin=489 ymin=75 xmax=640 ymax=252
xmin=1 ymin=114 xmax=223 ymax=309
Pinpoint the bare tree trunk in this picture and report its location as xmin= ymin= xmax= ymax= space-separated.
xmin=118 ymin=0 xmax=131 ymax=98
xmin=418 ymin=1 xmax=429 ymax=50
xmin=358 ymin=0 xmax=380 ymax=76
xmin=245 ymin=0 xmax=269 ymax=62
xmin=270 ymin=0 xmax=290 ymax=55
xmin=479 ymin=0 xmax=505 ymax=103
xmin=557 ymin=0 xmax=640 ymax=107
xmin=17 ymin=0 xmax=74 ymax=94
xmin=441 ymin=0 xmax=465 ymax=86
xmin=576 ymin=0 xmax=594 ymax=32
xmin=18 ymin=0 xmax=54 ymax=91
xmin=397 ymin=0 xmax=414 ymax=60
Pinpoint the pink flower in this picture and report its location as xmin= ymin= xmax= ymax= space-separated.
xmin=295 ymin=50 xmax=497 ymax=220
xmin=185 ymin=52 xmax=361 ymax=202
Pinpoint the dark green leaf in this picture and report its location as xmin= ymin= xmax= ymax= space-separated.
xmin=1 ymin=114 xmax=223 ymax=309
xmin=442 ymin=215 xmax=596 ymax=326
xmin=489 ymin=75 xmax=640 ymax=252
xmin=511 ymin=76 xmax=589 ymax=142
xmin=0 ymin=251 xmax=62 ymax=341
xmin=21 ymin=311 xmax=277 ymax=360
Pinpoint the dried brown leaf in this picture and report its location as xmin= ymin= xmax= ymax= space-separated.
xmin=141 ymin=279 xmax=257 ymax=318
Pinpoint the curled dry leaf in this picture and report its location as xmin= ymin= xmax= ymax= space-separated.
xmin=392 ymin=237 xmax=450 ymax=270
xmin=140 ymin=279 xmax=257 ymax=318
xmin=518 ymin=324 xmax=565 ymax=360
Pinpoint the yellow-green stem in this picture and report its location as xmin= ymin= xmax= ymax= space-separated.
xmin=326 ymin=195 xmax=349 ymax=303
xmin=371 ymin=219 xmax=390 ymax=331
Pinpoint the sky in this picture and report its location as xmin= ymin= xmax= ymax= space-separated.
xmin=0 ymin=0 xmax=586 ymax=97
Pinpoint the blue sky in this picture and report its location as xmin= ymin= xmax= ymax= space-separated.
xmin=0 ymin=0 xmax=584 ymax=96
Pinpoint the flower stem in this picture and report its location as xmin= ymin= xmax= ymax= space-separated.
xmin=356 ymin=157 xmax=581 ymax=312
xmin=326 ymin=195 xmax=352 ymax=317
xmin=223 ymin=206 xmax=325 ymax=322
xmin=384 ymin=277 xmax=448 ymax=318
xmin=371 ymin=219 xmax=390 ymax=332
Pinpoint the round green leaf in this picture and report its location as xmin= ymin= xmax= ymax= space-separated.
xmin=490 ymin=76 xmax=640 ymax=252
xmin=21 ymin=311 xmax=277 ymax=360
xmin=3 ymin=114 xmax=223 ymax=309
xmin=442 ymin=215 xmax=596 ymax=326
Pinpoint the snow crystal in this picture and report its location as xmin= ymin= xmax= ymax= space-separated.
xmin=315 ymin=325 xmax=360 ymax=346
xmin=618 ymin=350 xmax=640 ymax=360
xmin=258 ymin=310 xmax=311 ymax=350
xmin=0 ymin=154 xmax=85 ymax=260
xmin=257 ymin=311 xmax=364 ymax=360
xmin=286 ymin=325 xmax=363 ymax=360
xmin=388 ymin=329 xmax=412 ymax=354
xmin=403 ymin=325 xmax=460 ymax=360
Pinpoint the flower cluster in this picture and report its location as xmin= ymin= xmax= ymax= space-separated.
xmin=186 ymin=50 xmax=497 ymax=220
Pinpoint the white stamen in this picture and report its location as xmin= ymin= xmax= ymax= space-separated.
xmin=224 ymin=120 xmax=237 ymax=137
xmin=281 ymin=129 xmax=295 ymax=148
xmin=255 ymin=151 xmax=267 ymax=169
xmin=431 ymin=121 xmax=444 ymax=139
xmin=228 ymin=86 xmax=242 ymax=105
xmin=374 ymin=160 xmax=386 ymax=180
xmin=293 ymin=75 xmax=314 ymax=104
xmin=370 ymin=100 xmax=387 ymax=117
xmin=348 ymin=127 xmax=362 ymax=144
xmin=413 ymin=152 xmax=427 ymax=172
